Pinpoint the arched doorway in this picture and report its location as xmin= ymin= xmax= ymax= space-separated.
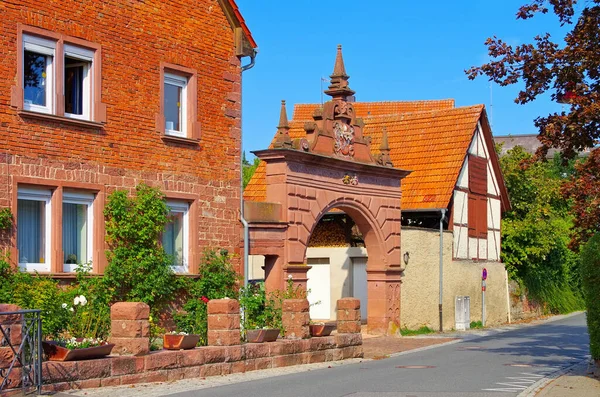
xmin=245 ymin=46 xmax=410 ymax=334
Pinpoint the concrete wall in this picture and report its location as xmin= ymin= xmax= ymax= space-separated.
xmin=401 ymin=228 xmax=509 ymax=330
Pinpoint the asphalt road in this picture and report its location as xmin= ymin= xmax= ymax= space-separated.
xmin=166 ymin=313 xmax=589 ymax=397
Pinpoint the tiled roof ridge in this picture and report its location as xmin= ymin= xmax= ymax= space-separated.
xmin=360 ymin=104 xmax=484 ymax=123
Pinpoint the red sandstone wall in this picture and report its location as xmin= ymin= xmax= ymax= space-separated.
xmin=0 ymin=1 xmax=243 ymax=273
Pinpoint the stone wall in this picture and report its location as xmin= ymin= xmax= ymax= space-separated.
xmin=401 ymin=228 xmax=510 ymax=330
xmin=0 ymin=299 xmax=363 ymax=394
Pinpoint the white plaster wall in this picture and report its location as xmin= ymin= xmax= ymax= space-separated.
xmin=306 ymin=247 xmax=367 ymax=320
xmin=487 ymin=230 xmax=500 ymax=261
xmin=401 ymin=228 xmax=510 ymax=330
xmin=488 ymin=198 xmax=501 ymax=230
xmin=453 ymin=190 xmax=468 ymax=259
xmin=248 ymin=255 xmax=265 ymax=280
xmin=457 ymin=158 xmax=469 ymax=188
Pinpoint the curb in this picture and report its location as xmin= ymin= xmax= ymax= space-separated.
xmin=516 ymin=356 xmax=591 ymax=397
xmin=418 ymin=311 xmax=586 ymax=341
xmin=384 ymin=339 xmax=462 ymax=358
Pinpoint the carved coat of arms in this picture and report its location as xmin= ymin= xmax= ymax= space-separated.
xmin=333 ymin=121 xmax=355 ymax=157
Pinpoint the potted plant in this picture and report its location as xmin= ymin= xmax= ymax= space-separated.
xmin=43 ymin=337 xmax=114 ymax=361
xmin=246 ymin=327 xmax=280 ymax=343
xmin=309 ymin=322 xmax=335 ymax=337
xmin=240 ymin=282 xmax=283 ymax=343
xmin=163 ymin=331 xmax=200 ymax=350
xmin=43 ymin=294 xmax=113 ymax=361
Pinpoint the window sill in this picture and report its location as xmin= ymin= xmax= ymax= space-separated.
xmin=161 ymin=134 xmax=200 ymax=146
xmin=18 ymin=110 xmax=105 ymax=130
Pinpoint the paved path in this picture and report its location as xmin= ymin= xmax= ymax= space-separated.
xmin=62 ymin=312 xmax=590 ymax=397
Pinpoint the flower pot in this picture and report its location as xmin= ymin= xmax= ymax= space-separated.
xmin=163 ymin=334 xmax=200 ymax=350
xmin=246 ymin=328 xmax=280 ymax=343
xmin=42 ymin=341 xmax=114 ymax=361
xmin=309 ymin=324 xmax=335 ymax=337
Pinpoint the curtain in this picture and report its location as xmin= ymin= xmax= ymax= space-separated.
xmin=63 ymin=203 xmax=87 ymax=264
xmin=162 ymin=212 xmax=183 ymax=266
xmin=17 ymin=199 xmax=43 ymax=263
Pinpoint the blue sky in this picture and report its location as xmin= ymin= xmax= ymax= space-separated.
xmin=236 ymin=0 xmax=572 ymax=157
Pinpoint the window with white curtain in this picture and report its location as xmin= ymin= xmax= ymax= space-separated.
xmin=17 ymin=188 xmax=52 ymax=272
xmin=62 ymin=191 xmax=94 ymax=272
xmin=163 ymin=72 xmax=188 ymax=137
xmin=162 ymin=200 xmax=189 ymax=273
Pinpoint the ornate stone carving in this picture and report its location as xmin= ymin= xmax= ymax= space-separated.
xmin=333 ymin=121 xmax=355 ymax=157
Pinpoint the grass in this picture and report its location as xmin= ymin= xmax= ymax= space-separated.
xmin=400 ymin=326 xmax=435 ymax=336
xmin=470 ymin=321 xmax=484 ymax=329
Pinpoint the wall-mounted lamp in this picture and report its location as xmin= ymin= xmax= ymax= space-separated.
xmin=403 ymin=252 xmax=410 ymax=266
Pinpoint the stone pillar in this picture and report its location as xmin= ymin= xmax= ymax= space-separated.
xmin=0 ymin=304 xmax=22 ymax=369
xmin=283 ymin=265 xmax=311 ymax=291
xmin=207 ymin=299 xmax=240 ymax=346
xmin=110 ymin=302 xmax=150 ymax=356
xmin=336 ymin=298 xmax=361 ymax=333
xmin=282 ymin=299 xmax=309 ymax=339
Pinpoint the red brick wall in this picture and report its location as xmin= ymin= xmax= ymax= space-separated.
xmin=0 ymin=1 xmax=244 ymax=273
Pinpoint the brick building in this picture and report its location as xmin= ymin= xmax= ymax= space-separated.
xmin=0 ymin=0 xmax=257 ymax=275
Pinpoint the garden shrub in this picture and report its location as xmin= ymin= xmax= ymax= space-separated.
xmin=239 ymin=282 xmax=282 ymax=332
xmin=0 ymin=255 xmax=70 ymax=338
xmin=103 ymin=183 xmax=177 ymax=309
xmin=173 ymin=250 xmax=239 ymax=345
xmin=580 ymin=233 xmax=600 ymax=360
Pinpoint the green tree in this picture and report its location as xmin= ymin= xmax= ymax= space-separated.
xmin=243 ymin=153 xmax=260 ymax=189
xmin=467 ymin=0 xmax=600 ymax=248
xmin=500 ymin=147 xmax=583 ymax=313
xmin=103 ymin=183 xmax=177 ymax=308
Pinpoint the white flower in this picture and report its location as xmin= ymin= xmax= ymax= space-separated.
xmin=61 ymin=303 xmax=68 ymax=309
xmin=288 ymin=275 xmax=293 ymax=279
xmin=69 ymin=307 xmax=74 ymax=312
xmin=79 ymin=295 xmax=88 ymax=306
xmin=74 ymin=296 xmax=80 ymax=306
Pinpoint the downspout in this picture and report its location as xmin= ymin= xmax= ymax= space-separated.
xmin=240 ymin=49 xmax=257 ymax=288
xmin=439 ymin=209 xmax=446 ymax=332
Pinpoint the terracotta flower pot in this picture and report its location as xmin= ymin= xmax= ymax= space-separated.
xmin=309 ymin=324 xmax=335 ymax=337
xmin=163 ymin=334 xmax=200 ymax=350
xmin=42 ymin=341 xmax=114 ymax=361
xmin=246 ymin=328 xmax=280 ymax=343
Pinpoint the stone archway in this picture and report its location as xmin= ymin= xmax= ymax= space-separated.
xmin=245 ymin=46 xmax=410 ymax=334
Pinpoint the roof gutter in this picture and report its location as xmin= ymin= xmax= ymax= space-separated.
xmin=240 ymin=48 xmax=257 ymax=288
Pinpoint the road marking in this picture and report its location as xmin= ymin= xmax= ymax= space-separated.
xmin=483 ymin=371 xmax=555 ymax=393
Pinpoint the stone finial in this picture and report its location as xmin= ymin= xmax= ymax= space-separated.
xmin=325 ymin=45 xmax=355 ymax=100
xmin=277 ymin=100 xmax=289 ymax=130
xmin=377 ymin=127 xmax=394 ymax=167
xmin=274 ymin=100 xmax=293 ymax=148
xmin=332 ymin=44 xmax=347 ymax=77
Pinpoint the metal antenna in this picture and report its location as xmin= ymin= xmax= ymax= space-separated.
xmin=320 ymin=77 xmax=327 ymax=106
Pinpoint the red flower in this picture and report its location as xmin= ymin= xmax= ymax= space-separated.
xmin=201 ymin=296 xmax=209 ymax=303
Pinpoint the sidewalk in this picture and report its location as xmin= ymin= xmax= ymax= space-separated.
xmin=530 ymin=359 xmax=599 ymax=397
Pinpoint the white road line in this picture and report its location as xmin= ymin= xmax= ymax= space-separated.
xmin=495 ymin=382 xmax=529 ymax=388
xmin=483 ymin=388 xmax=525 ymax=392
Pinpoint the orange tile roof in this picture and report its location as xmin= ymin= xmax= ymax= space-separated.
xmin=292 ymin=99 xmax=455 ymax=121
xmin=245 ymin=104 xmax=484 ymax=211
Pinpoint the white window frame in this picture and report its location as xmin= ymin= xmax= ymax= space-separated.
xmin=17 ymin=187 xmax=52 ymax=273
xmin=63 ymin=44 xmax=94 ymax=121
xmin=164 ymin=72 xmax=188 ymax=138
xmin=165 ymin=200 xmax=189 ymax=273
xmin=23 ymin=34 xmax=55 ymax=115
xmin=62 ymin=191 xmax=94 ymax=272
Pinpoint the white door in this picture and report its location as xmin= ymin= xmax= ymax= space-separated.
xmin=351 ymin=257 xmax=368 ymax=320
xmin=307 ymin=259 xmax=331 ymax=320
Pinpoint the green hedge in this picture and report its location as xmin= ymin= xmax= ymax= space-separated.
xmin=580 ymin=233 xmax=600 ymax=360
